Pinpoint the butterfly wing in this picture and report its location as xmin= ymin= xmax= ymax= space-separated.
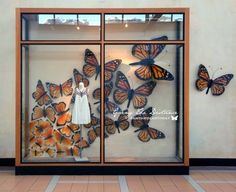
xmin=118 ymin=113 xmax=129 ymax=131
xmin=33 ymin=80 xmax=52 ymax=106
xmin=72 ymin=132 xmax=81 ymax=144
xmin=93 ymin=88 xmax=101 ymax=100
xmin=61 ymin=78 xmax=73 ymax=96
xmin=147 ymin=127 xmax=165 ymax=140
xmin=46 ymin=82 xmax=61 ymax=99
xmin=106 ymin=101 xmax=121 ymax=114
xmin=53 ymin=130 xmax=72 ymax=146
xmin=83 ymin=49 xmax=100 ymax=78
xmin=73 ymin=69 xmax=90 ymax=87
xmin=43 ymin=128 xmax=55 ymax=146
xmin=151 ymin=65 xmax=174 ymax=80
xmin=31 ymin=106 xmax=43 ymax=121
xmin=211 ymin=74 xmax=234 ymax=95
xmin=196 ymin=64 xmax=210 ymax=91
xmin=105 ymin=116 xmax=116 ymax=134
xmin=45 ymin=106 xmax=56 ymax=123
xmin=105 ymin=59 xmax=122 ymax=82
xmin=87 ymin=126 xmax=100 ymax=144
xmin=138 ymin=130 xmax=150 ymax=142
xmin=132 ymin=36 xmax=167 ymax=60
xmin=52 ymin=102 xmax=71 ymax=126
xmin=113 ymin=89 xmax=128 ymax=105
xmin=59 ymin=126 xmax=73 ymax=137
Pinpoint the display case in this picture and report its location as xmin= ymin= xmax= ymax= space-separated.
xmin=16 ymin=8 xmax=189 ymax=175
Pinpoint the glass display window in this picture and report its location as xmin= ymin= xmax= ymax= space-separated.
xmin=16 ymin=8 xmax=189 ymax=175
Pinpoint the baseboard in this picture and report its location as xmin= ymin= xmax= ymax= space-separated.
xmin=0 ymin=158 xmax=15 ymax=166
xmin=190 ymin=158 xmax=236 ymax=166
xmin=1 ymin=158 xmax=236 ymax=167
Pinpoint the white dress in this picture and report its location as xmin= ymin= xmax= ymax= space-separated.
xmin=72 ymin=88 xmax=91 ymax=124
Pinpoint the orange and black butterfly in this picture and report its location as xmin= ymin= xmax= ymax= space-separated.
xmin=44 ymin=147 xmax=56 ymax=158
xmin=87 ymin=126 xmax=100 ymax=144
xmin=84 ymin=114 xmax=100 ymax=129
xmin=55 ymin=143 xmax=67 ymax=157
xmin=53 ymin=129 xmax=73 ymax=146
xmin=52 ymin=102 xmax=72 ymax=126
xmin=72 ymin=132 xmax=81 ymax=144
xmin=83 ymin=49 xmax=100 ymax=80
xmin=65 ymin=146 xmax=80 ymax=156
xmin=94 ymin=82 xmax=121 ymax=114
xmin=29 ymin=138 xmax=44 ymax=157
xmin=46 ymin=78 xmax=73 ymax=99
xmin=31 ymin=105 xmax=56 ymax=124
xmin=105 ymin=59 xmax=122 ymax=82
xmin=33 ymin=120 xmax=53 ymax=138
xmin=196 ymin=64 xmax=233 ymax=96
xmin=129 ymin=36 xmax=174 ymax=81
xmin=105 ymin=111 xmax=129 ymax=135
xmin=73 ymin=68 xmax=90 ymax=87
xmin=131 ymin=107 xmax=165 ymax=142
xmin=32 ymin=80 xmax=52 ymax=106
xmin=59 ymin=123 xmax=80 ymax=137
xmin=114 ymin=71 xmax=156 ymax=109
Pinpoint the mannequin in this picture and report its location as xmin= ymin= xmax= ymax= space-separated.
xmin=71 ymin=82 xmax=91 ymax=161
xmin=71 ymin=82 xmax=91 ymax=125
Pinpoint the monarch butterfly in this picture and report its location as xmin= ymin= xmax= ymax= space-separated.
xmin=44 ymin=147 xmax=56 ymax=158
xmin=114 ymin=71 xmax=156 ymax=109
xmin=93 ymin=82 xmax=121 ymax=114
xmin=33 ymin=120 xmax=53 ymax=138
xmin=53 ymin=129 xmax=73 ymax=146
xmin=74 ymin=137 xmax=90 ymax=149
xmin=32 ymin=80 xmax=52 ymax=106
xmin=59 ymin=124 xmax=80 ymax=137
xmin=31 ymin=105 xmax=56 ymax=124
xmin=129 ymin=36 xmax=174 ymax=81
xmin=46 ymin=78 xmax=73 ymax=99
xmin=73 ymin=68 xmax=90 ymax=87
xmin=131 ymin=107 xmax=165 ymax=142
xmin=52 ymin=102 xmax=72 ymax=126
xmin=196 ymin=64 xmax=234 ymax=96
xmin=87 ymin=126 xmax=100 ymax=144
xmin=105 ymin=111 xmax=129 ymax=135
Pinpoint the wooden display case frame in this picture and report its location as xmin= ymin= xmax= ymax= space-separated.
xmin=15 ymin=8 xmax=190 ymax=175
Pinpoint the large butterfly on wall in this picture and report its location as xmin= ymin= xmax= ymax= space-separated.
xmin=196 ymin=64 xmax=234 ymax=96
xmin=52 ymin=102 xmax=72 ymax=126
xmin=32 ymin=80 xmax=52 ymax=106
xmin=31 ymin=105 xmax=56 ymax=124
xmin=33 ymin=120 xmax=53 ymax=138
xmin=129 ymin=36 xmax=174 ymax=81
xmin=53 ymin=129 xmax=73 ymax=146
xmin=43 ymin=127 xmax=56 ymax=146
xmin=46 ymin=78 xmax=73 ymax=99
xmin=114 ymin=71 xmax=156 ymax=109
xmin=105 ymin=110 xmax=129 ymax=135
xmin=131 ymin=107 xmax=165 ymax=142
xmin=73 ymin=68 xmax=90 ymax=87
xmin=93 ymin=82 xmax=121 ymax=114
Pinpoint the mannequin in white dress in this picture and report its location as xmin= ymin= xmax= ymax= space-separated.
xmin=71 ymin=82 xmax=91 ymax=125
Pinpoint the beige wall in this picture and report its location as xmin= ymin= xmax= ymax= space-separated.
xmin=0 ymin=0 xmax=236 ymax=158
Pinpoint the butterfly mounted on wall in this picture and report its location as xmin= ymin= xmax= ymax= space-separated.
xmin=58 ymin=123 xmax=80 ymax=137
xmin=73 ymin=68 xmax=90 ymax=87
xmin=43 ymin=128 xmax=56 ymax=146
xmin=105 ymin=110 xmax=129 ymax=135
xmin=131 ymin=107 xmax=165 ymax=142
xmin=196 ymin=64 xmax=234 ymax=96
xmin=53 ymin=129 xmax=73 ymax=146
xmin=87 ymin=126 xmax=100 ymax=144
xmin=129 ymin=36 xmax=174 ymax=81
xmin=32 ymin=80 xmax=52 ymax=106
xmin=114 ymin=71 xmax=156 ymax=109
xmin=74 ymin=137 xmax=90 ymax=149
xmin=52 ymin=102 xmax=72 ymax=126
xmin=93 ymin=82 xmax=121 ymax=114
xmin=31 ymin=105 xmax=56 ymax=124
xmin=44 ymin=147 xmax=56 ymax=158
xmin=46 ymin=78 xmax=73 ymax=99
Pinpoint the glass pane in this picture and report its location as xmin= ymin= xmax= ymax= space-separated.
xmin=105 ymin=13 xmax=184 ymax=40
xmin=21 ymin=45 xmax=101 ymax=163
xmin=104 ymin=44 xmax=184 ymax=163
xmin=22 ymin=14 xmax=101 ymax=40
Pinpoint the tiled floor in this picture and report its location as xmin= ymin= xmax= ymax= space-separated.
xmin=1 ymin=168 xmax=236 ymax=191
